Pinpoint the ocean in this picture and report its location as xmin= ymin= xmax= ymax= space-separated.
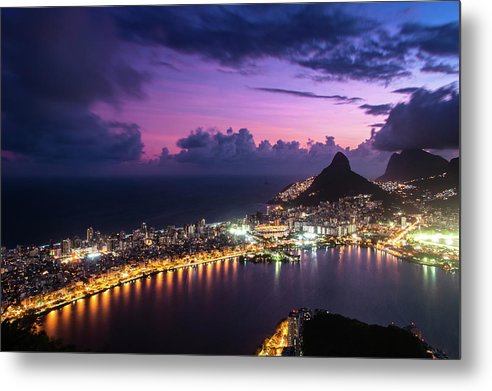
xmin=1 ymin=175 xmax=300 ymax=248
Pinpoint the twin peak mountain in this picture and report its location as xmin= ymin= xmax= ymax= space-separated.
xmin=272 ymin=150 xmax=458 ymax=206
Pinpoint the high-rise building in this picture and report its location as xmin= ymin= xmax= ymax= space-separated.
xmin=195 ymin=218 xmax=206 ymax=235
xmin=183 ymin=224 xmax=195 ymax=238
xmin=87 ymin=227 xmax=94 ymax=243
xmin=73 ymin=237 xmax=82 ymax=248
xmin=107 ymin=238 xmax=118 ymax=252
xmin=62 ymin=239 xmax=71 ymax=255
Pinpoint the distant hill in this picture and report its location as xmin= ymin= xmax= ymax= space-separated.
xmin=409 ymin=156 xmax=459 ymax=189
xmin=293 ymin=152 xmax=389 ymax=206
xmin=377 ymin=149 xmax=449 ymax=182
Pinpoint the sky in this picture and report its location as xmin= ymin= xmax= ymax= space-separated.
xmin=1 ymin=2 xmax=459 ymax=178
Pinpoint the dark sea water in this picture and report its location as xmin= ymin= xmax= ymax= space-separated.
xmin=39 ymin=247 xmax=460 ymax=358
xmin=1 ymin=175 xmax=299 ymax=248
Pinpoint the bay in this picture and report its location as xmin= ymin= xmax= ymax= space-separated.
xmin=39 ymin=247 xmax=460 ymax=358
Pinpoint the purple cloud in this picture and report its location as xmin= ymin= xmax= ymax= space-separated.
xmin=155 ymin=127 xmax=391 ymax=179
xmin=251 ymin=87 xmax=363 ymax=104
xmin=359 ymin=103 xmax=393 ymax=116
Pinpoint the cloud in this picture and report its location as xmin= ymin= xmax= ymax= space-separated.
xmin=2 ymin=5 xmax=459 ymax=176
xmin=359 ymin=103 xmax=393 ymax=116
xmin=297 ymin=38 xmax=412 ymax=84
xmin=391 ymin=87 xmax=420 ymax=94
xmin=174 ymin=127 xmax=258 ymax=165
xmin=112 ymin=4 xmax=374 ymax=67
xmin=251 ymin=87 xmax=362 ymax=104
xmin=1 ymin=8 xmax=147 ymax=167
xmin=368 ymin=123 xmax=385 ymax=128
xmin=153 ymin=61 xmax=180 ymax=71
xmin=155 ymin=127 xmax=391 ymax=179
xmin=372 ymin=84 xmax=459 ymax=151
xmin=399 ymin=22 xmax=459 ymax=56
xmin=421 ymin=61 xmax=458 ymax=75
xmin=111 ymin=4 xmax=458 ymax=84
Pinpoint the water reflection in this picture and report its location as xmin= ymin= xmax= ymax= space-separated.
xmin=176 ymin=268 xmax=184 ymax=295
xmin=156 ymin=272 xmax=164 ymax=291
xmin=101 ymin=290 xmax=110 ymax=319
xmin=39 ymin=248 xmax=460 ymax=358
xmin=165 ymin=270 xmax=174 ymax=299
xmin=274 ymin=261 xmax=281 ymax=287
xmin=423 ymin=265 xmax=429 ymax=285
xmin=187 ymin=267 xmax=193 ymax=295
xmin=44 ymin=309 xmax=58 ymax=336
xmin=134 ymin=279 xmax=142 ymax=301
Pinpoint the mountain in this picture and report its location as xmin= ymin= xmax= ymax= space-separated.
xmin=410 ymin=156 xmax=459 ymax=192
xmin=377 ymin=149 xmax=449 ymax=182
xmin=293 ymin=152 xmax=389 ymax=206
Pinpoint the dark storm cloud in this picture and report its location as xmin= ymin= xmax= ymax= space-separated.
xmin=252 ymin=87 xmax=362 ymax=104
xmin=359 ymin=104 xmax=393 ymax=116
xmin=301 ymin=20 xmax=458 ymax=83
xmin=110 ymin=4 xmax=456 ymax=84
xmin=399 ymin=22 xmax=459 ymax=56
xmin=297 ymin=38 xmax=412 ymax=84
xmin=368 ymin=123 xmax=385 ymax=128
xmin=372 ymin=84 xmax=459 ymax=151
xmin=108 ymin=5 xmax=458 ymax=84
xmin=1 ymin=8 xmax=147 ymax=165
xmin=111 ymin=4 xmax=374 ymax=66
xmin=156 ymin=127 xmax=390 ymax=179
xmin=421 ymin=61 xmax=459 ymax=75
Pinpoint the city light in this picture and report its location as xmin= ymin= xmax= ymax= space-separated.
xmin=303 ymin=232 xmax=317 ymax=240
xmin=229 ymin=227 xmax=248 ymax=236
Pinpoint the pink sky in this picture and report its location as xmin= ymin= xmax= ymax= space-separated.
xmin=92 ymin=43 xmax=458 ymax=161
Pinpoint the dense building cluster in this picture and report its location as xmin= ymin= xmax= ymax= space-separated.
xmin=1 ymin=219 xmax=243 ymax=311
xmin=271 ymin=176 xmax=315 ymax=202
xmin=2 ymin=176 xmax=459 ymax=319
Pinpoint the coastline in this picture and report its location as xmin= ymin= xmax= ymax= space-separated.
xmin=2 ymin=248 xmax=251 ymax=322
xmin=3 ymin=242 xmax=457 ymax=325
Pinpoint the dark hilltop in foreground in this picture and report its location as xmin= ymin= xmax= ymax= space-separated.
xmin=302 ymin=312 xmax=438 ymax=358
xmin=258 ymin=309 xmax=446 ymax=359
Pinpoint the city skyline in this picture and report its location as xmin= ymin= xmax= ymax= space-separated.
xmin=2 ymin=2 xmax=459 ymax=178
xmin=1 ymin=2 xmax=460 ymax=358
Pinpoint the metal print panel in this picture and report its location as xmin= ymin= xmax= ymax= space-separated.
xmin=1 ymin=1 xmax=460 ymax=358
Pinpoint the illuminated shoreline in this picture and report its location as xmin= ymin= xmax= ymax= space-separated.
xmin=2 ymin=247 xmax=253 ymax=322
xmin=2 ymin=238 xmax=458 ymax=324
